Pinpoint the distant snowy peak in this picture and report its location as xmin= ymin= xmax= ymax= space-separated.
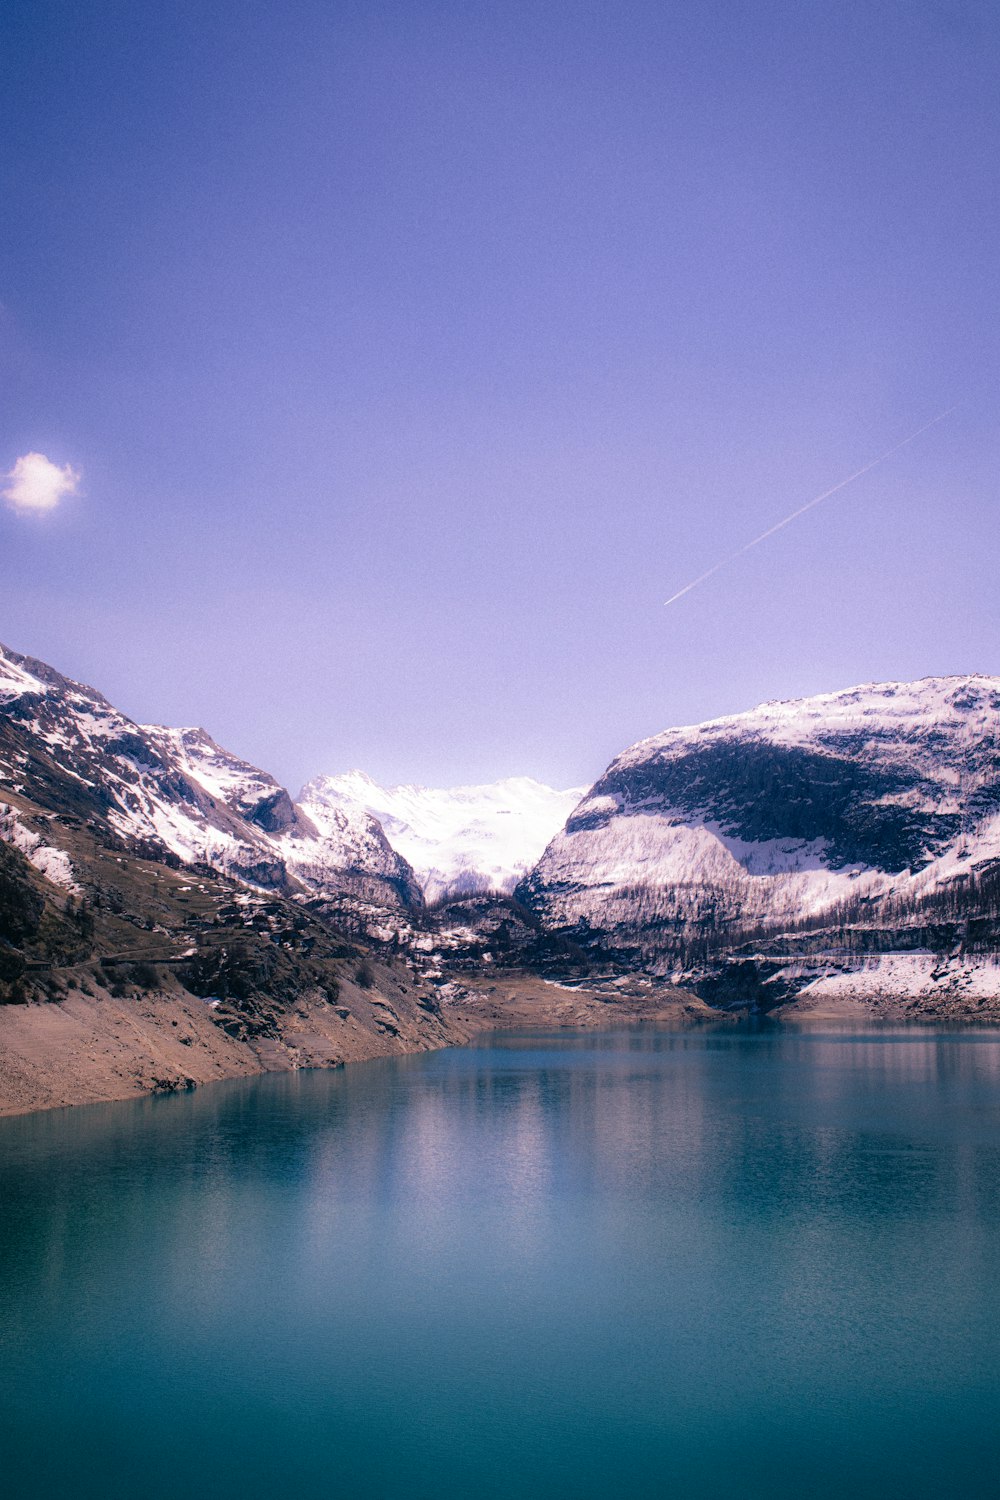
xmin=300 ymin=771 xmax=588 ymax=903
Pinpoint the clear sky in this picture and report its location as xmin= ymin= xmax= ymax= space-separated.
xmin=1 ymin=0 xmax=997 ymax=794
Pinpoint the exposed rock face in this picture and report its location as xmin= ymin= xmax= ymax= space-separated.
xmin=0 ymin=643 xmax=422 ymax=925
xmin=276 ymin=800 xmax=424 ymax=919
xmin=144 ymin=725 xmax=302 ymax=834
xmin=519 ymin=677 xmax=1000 ymax=970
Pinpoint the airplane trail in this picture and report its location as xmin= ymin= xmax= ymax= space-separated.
xmin=663 ymin=406 xmax=958 ymax=607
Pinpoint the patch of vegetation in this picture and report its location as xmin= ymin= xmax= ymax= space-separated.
xmin=0 ymin=840 xmax=44 ymax=944
xmin=0 ymin=976 xmax=29 ymax=1005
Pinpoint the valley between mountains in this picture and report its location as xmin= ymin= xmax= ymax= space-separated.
xmin=2 ymin=639 xmax=999 ymax=1115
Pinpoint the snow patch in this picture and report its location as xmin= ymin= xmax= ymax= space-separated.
xmin=801 ymin=952 xmax=1000 ymax=1002
xmin=0 ymin=803 xmax=81 ymax=893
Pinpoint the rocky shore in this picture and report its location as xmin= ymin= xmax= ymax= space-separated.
xmin=0 ymin=968 xmax=712 ymax=1118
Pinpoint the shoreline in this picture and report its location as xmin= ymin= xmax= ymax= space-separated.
xmin=4 ymin=966 xmax=999 ymax=1121
xmin=0 ymin=969 xmax=713 ymax=1120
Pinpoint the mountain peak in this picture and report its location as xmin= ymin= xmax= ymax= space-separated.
xmin=299 ymin=771 xmax=588 ymax=903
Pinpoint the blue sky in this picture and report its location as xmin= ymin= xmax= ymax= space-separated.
xmin=1 ymin=0 xmax=997 ymax=792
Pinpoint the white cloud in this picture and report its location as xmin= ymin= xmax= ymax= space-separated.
xmin=3 ymin=452 xmax=80 ymax=513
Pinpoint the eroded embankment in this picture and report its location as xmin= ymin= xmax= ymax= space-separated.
xmin=0 ymin=969 xmax=712 ymax=1118
xmin=0 ymin=960 xmax=462 ymax=1117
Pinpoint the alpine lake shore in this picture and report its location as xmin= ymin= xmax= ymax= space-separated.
xmin=5 ymin=962 xmax=999 ymax=1120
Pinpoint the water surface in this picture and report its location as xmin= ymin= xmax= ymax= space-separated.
xmin=2 ymin=1023 xmax=1000 ymax=1498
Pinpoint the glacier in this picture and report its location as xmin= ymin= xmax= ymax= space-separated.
xmin=300 ymin=770 xmax=587 ymax=903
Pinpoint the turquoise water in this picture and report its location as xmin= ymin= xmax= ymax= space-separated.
xmin=2 ymin=1024 xmax=1000 ymax=1498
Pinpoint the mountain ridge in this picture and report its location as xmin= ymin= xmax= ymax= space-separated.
xmin=0 ymin=641 xmax=423 ymax=924
xmin=3 ymin=640 xmax=1000 ymax=1018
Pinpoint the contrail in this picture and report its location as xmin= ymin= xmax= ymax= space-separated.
xmin=664 ymin=406 xmax=958 ymax=607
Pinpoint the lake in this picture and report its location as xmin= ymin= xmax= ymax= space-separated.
xmin=2 ymin=1022 xmax=1000 ymax=1498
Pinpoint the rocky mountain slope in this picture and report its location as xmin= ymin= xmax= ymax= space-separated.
xmin=518 ymin=677 xmax=1000 ymax=978
xmin=301 ymin=770 xmax=586 ymax=903
xmin=0 ymin=789 xmax=464 ymax=1114
xmin=0 ymin=643 xmax=422 ymax=927
xmin=0 ymin=642 xmax=475 ymax=1114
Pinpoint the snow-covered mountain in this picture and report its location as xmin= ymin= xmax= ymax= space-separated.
xmin=5 ymin=639 xmax=1000 ymax=994
xmin=0 ymin=639 xmax=581 ymax=928
xmin=300 ymin=770 xmax=587 ymax=903
xmin=0 ymin=643 xmax=422 ymax=919
xmin=519 ymin=677 xmax=1000 ymax=969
